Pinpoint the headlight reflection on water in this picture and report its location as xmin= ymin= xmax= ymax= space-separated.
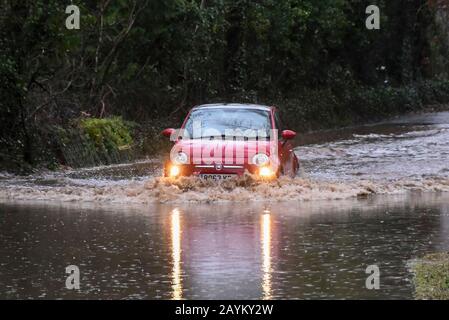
xmin=171 ymin=208 xmax=182 ymax=300
xmin=168 ymin=207 xmax=273 ymax=300
xmin=261 ymin=211 xmax=272 ymax=300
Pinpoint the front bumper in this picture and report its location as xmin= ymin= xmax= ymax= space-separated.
xmin=164 ymin=162 xmax=277 ymax=179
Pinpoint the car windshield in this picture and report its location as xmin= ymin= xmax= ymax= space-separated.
xmin=183 ymin=108 xmax=272 ymax=140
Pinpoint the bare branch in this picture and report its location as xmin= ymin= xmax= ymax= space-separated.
xmin=26 ymin=81 xmax=73 ymax=121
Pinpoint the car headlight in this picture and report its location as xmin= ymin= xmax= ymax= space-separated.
xmin=169 ymin=165 xmax=180 ymax=177
xmin=174 ymin=152 xmax=188 ymax=165
xmin=252 ymin=153 xmax=269 ymax=167
xmin=259 ymin=166 xmax=274 ymax=178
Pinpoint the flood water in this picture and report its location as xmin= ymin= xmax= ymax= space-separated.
xmin=1 ymin=194 xmax=449 ymax=299
xmin=1 ymin=111 xmax=449 ymax=299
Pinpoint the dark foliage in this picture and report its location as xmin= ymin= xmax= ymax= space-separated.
xmin=1 ymin=0 xmax=448 ymax=170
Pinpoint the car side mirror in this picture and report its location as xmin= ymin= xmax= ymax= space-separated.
xmin=281 ymin=130 xmax=296 ymax=140
xmin=162 ymin=128 xmax=175 ymax=138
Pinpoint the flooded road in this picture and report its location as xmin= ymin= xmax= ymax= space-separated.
xmin=298 ymin=111 xmax=449 ymax=181
xmin=1 ymin=194 xmax=449 ymax=299
xmin=0 ymin=111 xmax=449 ymax=299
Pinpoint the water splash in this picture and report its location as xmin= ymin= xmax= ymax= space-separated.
xmin=1 ymin=173 xmax=448 ymax=204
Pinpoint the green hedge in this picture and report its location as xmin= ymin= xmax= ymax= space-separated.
xmin=50 ymin=117 xmax=137 ymax=168
xmin=80 ymin=117 xmax=134 ymax=154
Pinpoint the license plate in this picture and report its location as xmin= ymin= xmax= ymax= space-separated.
xmin=199 ymin=174 xmax=235 ymax=181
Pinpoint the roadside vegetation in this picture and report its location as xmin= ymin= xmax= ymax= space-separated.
xmin=1 ymin=1 xmax=449 ymax=172
xmin=57 ymin=117 xmax=137 ymax=168
xmin=413 ymin=253 xmax=449 ymax=300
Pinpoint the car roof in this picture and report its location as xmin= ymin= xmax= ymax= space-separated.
xmin=192 ymin=103 xmax=273 ymax=111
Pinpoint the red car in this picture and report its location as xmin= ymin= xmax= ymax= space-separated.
xmin=162 ymin=103 xmax=299 ymax=180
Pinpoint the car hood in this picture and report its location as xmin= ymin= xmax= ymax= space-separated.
xmin=172 ymin=139 xmax=278 ymax=164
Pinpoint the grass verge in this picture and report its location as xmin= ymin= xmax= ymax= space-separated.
xmin=413 ymin=252 xmax=449 ymax=300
